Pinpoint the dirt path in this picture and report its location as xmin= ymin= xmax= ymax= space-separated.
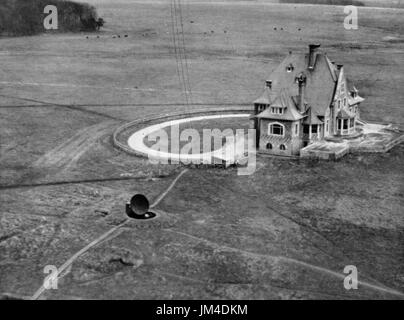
xmin=34 ymin=121 xmax=115 ymax=172
xmin=30 ymin=169 xmax=189 ymax=300
xmin=165 ymin=229 xmax=404 ymax=299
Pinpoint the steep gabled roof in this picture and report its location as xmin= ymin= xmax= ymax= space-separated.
xmin=259 ymin=50 xmax=338 ymax=116
xmin=303 ymin=107 xmax=324 ymax=125
xmin=325 ymin=55 xmax=339 ymax=82
xmin=253 ymin=86 xmax=277 ymax=105
xmin=253 ymin=89 xmax=306 ymax=121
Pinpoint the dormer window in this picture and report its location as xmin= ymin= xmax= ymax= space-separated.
xmin=271 ymin=107 xmax=284 ymax=115
xmin=286 ymin=64 xmax=294 ymax=73
xmin=255 ymin=103 xmax=268 ymax=113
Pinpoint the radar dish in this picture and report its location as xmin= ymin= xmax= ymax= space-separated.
xmin=129 ymin=194 xmax=150 ymax=216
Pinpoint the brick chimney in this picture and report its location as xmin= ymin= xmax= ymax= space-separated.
xmin=308 ymin=44 xmax=321 ymax=70
xmin=295 ymin=73 xmax=307 ymax=112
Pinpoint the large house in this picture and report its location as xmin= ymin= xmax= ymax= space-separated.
xmin=251 ymin=44 xmax=364 ymax=157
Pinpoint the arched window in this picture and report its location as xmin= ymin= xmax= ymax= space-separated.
xmin=266 ymin=143 xmax=272 ymax=150
xmin=280 ymin=144 xmax=286 ymax=151
xmin=268 ymin=123 xmax=284 ymax=136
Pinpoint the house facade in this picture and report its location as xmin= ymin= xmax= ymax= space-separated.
xmin=251 ymin=44 xmax=364 ymax=157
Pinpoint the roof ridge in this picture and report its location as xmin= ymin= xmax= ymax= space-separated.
xmin=324 ymin=54 xmax=338 ymax=82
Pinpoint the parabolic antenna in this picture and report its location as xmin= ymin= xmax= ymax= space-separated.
xmin=129 ymin=194 xmax=150 ymax=216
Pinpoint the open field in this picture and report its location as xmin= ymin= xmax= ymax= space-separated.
xmin=0 ymin=1 xmax=403 ymax=299
xmin=141 ymin=116 xmax=250 ymax=150
xmin=87 ymin=1 xmax=404 ymax=9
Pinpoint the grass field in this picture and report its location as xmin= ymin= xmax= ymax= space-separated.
xmin=141 ymin=117 xmax=250 ymax=151
xmin=0 ymin=1 xmax=403 ymax=299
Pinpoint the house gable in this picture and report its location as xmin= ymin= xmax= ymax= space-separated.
xmin=334 ymin=66 xmax=349 ymax=110
xmin=252 ymin=44 xmax=365 ymax=155
xmin=253 ymin=89 xmax=306 ymax=122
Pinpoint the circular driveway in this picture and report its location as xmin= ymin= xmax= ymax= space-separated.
xmin=127 ymin=113 xmax=249 ymax=163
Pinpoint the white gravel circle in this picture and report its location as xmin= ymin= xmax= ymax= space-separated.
xmin=127 ymin=114 xmax=249 ymax=163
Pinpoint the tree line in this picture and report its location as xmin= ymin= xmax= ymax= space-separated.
xmin=0 ymin=0 xmax=104 ymax=36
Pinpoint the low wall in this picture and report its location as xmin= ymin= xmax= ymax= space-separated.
xmin=301 ymin=133 xmax=404 ymax=160
xmin=350 ymin=134 xmax=404 ymax=153
xmin=300 ymin=145 xmax=350 ymax=160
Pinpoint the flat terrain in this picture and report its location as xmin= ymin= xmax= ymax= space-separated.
xmin=0 ymin=1 xmax=403 ymax=299
xmin=141 ymin=117 xmax=250 ymax=150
